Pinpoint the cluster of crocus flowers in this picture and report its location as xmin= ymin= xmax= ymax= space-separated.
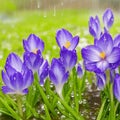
xmin=49 ymin=28 xmax=83 ymax=97
xmin=1 ymin=34 xmax=49 ymax=95
xmin=82 ymin=8 xmax=120 ymax=103
xmin=2 ymin=8 xmax=120 ymax=106
xmin=23 ymin=34 xmax=49 ymax=85
xmin=89 ymin=8 xmax=114 ymax=43
xmin=2 ymin=53 xmax=33 ymax=94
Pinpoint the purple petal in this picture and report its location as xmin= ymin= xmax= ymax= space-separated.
xmin=69 ymin=36 xmax=79 ymax=50
xmin=96 ymin=33 xmax=113 ymax=55
xmin=96 ymin=73 xmax=106 ymax=89
xmin=107 ymin=47 xmax=120 ymax=63
xmin=22 ymin=89 xmax=28 ymax=94
xmin=89 ymin=16 xmax=101 ymax=39
xmin=2 ymin=86 xmax=15 ymax=94
xmin=77 ymin=64 xmax=83 ymax=78
xmin=114 ymin=34 xmax=120 ymax=47
xmin=84 ymin=60 xmax=101 ymax=73
xmin=10 ymin=72 xmax=24 ymax=91
xmin=24 ymin=52 xmax=43 ymax=72
xmin=62 ymin=71 xmax=69 ymax=83
xmin=50 ymin=58 xmax=66 ymax=84
xmin=96 ymin=60 xmax=109 ymax=72
xmin=5 ymin=64 xmax=17 ymax=77
xmin=103 ymin=8 xmax=114 ymax=31
xmin=56 ymin=28 xmax=72 ymax=48
xmin=81 ymin=45 xmax=101 ymax=62
xmin=39 ymin=60 xmax=49 ymax=85
xmin=6 ymin=53 xmax=22 ymax=72
xmin=113 ymin=74 xmax=120 ymax=102
xmin=23 ymin=40 xmax=30 ymax=52
xmin=1 ymin=70 xmax=15 ymax=90
xmin=23 ymin=34 xmax=44 ymax=53
xmin=60 ymin=49 xmax=77 ymax=71
xmin=49 ymin=70 xmax=58 ymax=85
xmin=23 ymin=70 xmax=33 ymax=89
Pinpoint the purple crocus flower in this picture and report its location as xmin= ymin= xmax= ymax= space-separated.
xmin=60 ymin=48 xmax=77 ymax=71
xmin=23 ymin=52 xmax=43 ymax=73
xmin=23 ymin=34 xmax=44 ymax=54
xmin=77 ymin=64 xmax=83 ymax=78
xmin=49 ymin=58 xmax=69 ymax=97
xmin=38 ymin=59 xmax=49 ymax=85
xmin=103 ymin=8 xmax=114 ymax=32
xmin=1 ymin=53 xmax=33 ymax=95
xmin=81 ymin=33 xmax=120 ymax=73
xmin=114 ymin=34 xmax=120 ymax=47
xmin=96 ymin=72 xmax=106 ymax=90
xmin=89 ymin=16 xmax=101 ymax=40
xmin=56 ymin=28 xmax=79 ymax=50
xmin=113 ymin=74 xmax=120 ymax=102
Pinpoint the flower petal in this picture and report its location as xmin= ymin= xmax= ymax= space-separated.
xmin=96 ymin=33 xmax=113 ymax=55
xmin=39 ymin=60 xmax=49 ymax=85
xmin=56 ymin=28 xmax=72 ymax=48
xmin=50 ymin=58 xmax=66 ymax=84
xmin=107 ymin=47 xmax=120 ymax=63
xmin=1 ymin=70 xmax=13 ymax=88
xmin=60 ymin=49 xmax=77 ymax=71
xmin=6 ymin=53 xmax=22 ymax=72
xmin=5 ymin=64 xmax=17 ymax=77
xmin=23 ymin=34 xmax=44 ymax=53
xmin=23 ymin=70 xmax=33 ymax=89
xmin=96 ymin=60 xmax=109 ymax=72
xmin=114 ymin=34 xmax=120 ymax=47
xmin=69 ymin=36 xmax=79 ymax=50
xmin=113 ymin=74 xmax=120 ymax=102
xmin=2 ymin=86 xmax=15 ymax=94
xmin=81 ymin=45 xmax=101 ymax=62
xmin=77 ymin=64 xmax=83 ymax=78
xmin=96 ymin=73 xmax=106 ymax=89
xmin=49 ymin=70 xmax=58 ymax=85
xmin=62 ymin=71 xmax=69 ymax=83
xmin=103 ymin=8 xmax=114 ymax=31
xmin=10 ymin=72 xmax=24 ymax=91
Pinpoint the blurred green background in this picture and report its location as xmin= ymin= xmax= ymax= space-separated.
xmin=0 ymin=0 xmax=120 ymax=71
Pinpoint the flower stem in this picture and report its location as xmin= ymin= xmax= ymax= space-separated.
xmin=16 ymin=95 xmax=24 ymax=119
xmin=109 ymin=84 xmax=115 ymax=120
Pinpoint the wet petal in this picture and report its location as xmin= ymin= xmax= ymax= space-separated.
xmin=10 ymin=72 xmax=24 ymax=91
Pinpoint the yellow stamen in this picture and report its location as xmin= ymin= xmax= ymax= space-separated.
xmin=32 ymin=48 xmax=38 ymax=54
xmin=100 ymin=52 xmax=106 ymax=59
xmin=64 ymin=41 xmax=71 ymax=48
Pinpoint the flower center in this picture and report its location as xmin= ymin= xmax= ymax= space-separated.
xmin=64 ymin=41 xmax=71 ymax=48
xmin=100 ymin=52 xmax=106 ymax=59
xmin=32 ymin=48 xmax=38 ymax=54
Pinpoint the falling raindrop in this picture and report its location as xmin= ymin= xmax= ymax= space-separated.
xmin=53 ymin=5 xmax=56 ymax=16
